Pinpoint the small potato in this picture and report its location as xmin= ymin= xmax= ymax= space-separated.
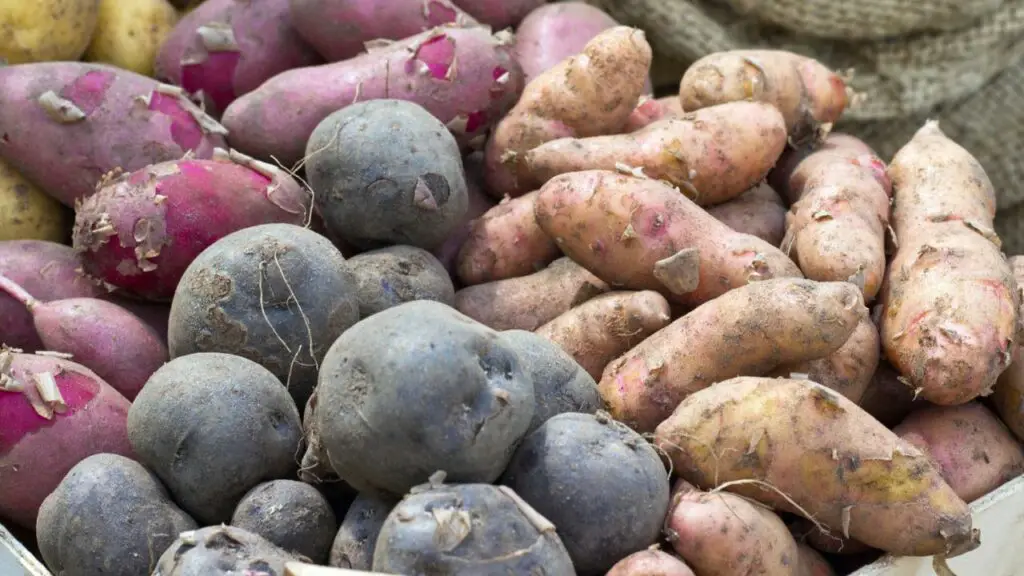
xmin=231 ymin=480 xmax=338 ymax=563
xmin=85 ymin=0 xmax=179 ymax=76
xmin=607 ymin=547 xmax=695 ymax=576
xmin=893 ymin=402 xmax=1024 ymax=503
xmin=329 ymin=494 xmax=398 ymax=570
xmin=790 ymin=518 xmax=873 ymax=556
xmin=0 ymin=0 xmax=99 ymax=64
xmin=154 ymin=525 xmax=301 ymax=575
xmin=773 ymin=315 xmax=880 ymax=403
xmin=0 ymin=159 xmax=68 ymax=243
xmin=857 ymin=360 xmax=918 ymax=428
xmin=347 ymin=245 xmax=455 ymax=318
xmin=36 ymin=453 xmax=198 ymax=576
xmin=455 ymin=256 xmax=610 ymax=331
xmin=536 ymin=290 xmax=671 ymax=380
xmin=706 ymin=183 xmax=787 ymax=247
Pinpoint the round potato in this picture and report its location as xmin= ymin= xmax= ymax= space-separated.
xmin=231 ymin=480 xmax=337 ymax=564
xmin=85 ymin=0 xmax=179 ymax=76
xmin=0 ymin=0 xmax=99 ymax=64
xmin=0 ymin=159 xmax=68 ymax=243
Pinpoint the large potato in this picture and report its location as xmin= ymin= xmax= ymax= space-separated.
xmin=0 ymin=0 xmax=99 ymax=64
xmin=0 ymin=159 xmax=68 ymax=242
xmin=85 ymin=0 xmax=179 ymax=76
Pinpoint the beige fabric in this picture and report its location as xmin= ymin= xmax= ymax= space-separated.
xmin=582 ymin=0 xmax=1024 ymax=253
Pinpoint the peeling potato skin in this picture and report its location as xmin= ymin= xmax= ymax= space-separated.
xmin=535 ymin=290 xmax=671 ymax=380
xmin=523 ymin=102 xmax=788 ymax=206
xmin=654 ymin=377 xmax=977 ymax=557
xmin=990 ymin=255 xmax=1024 ymax=442
xmin=154 ymin=525 xmax=302 ymax=576
xmin=328 ymin=493 xmax=398 ymax=570
xmin=167 ymin=223 xmax=360 ymax=409
xmin=372 ymin=483 xmax=575 ymax=574
xmin=893 ymin=402 xmax=1024 ymax=503
xmin=679 ymin=50 xmax=847 ymax=145
xmin=455 ymin=256 xmax=610 ymax=331
xmin=606 ymin=548 xmax=695 ymax=576
xmin=484 ymin=26 xmax=652 ymax=198
xmin=230 ymin=480 xmax=338 ymax=564
xmin=534 ymin=170 xmax=803 ymax=307
xmin=601 ymin=278 xmax=865 ymax=433
xmin=773 ymin=315 xmax=880 ymax=404
xmin=881 ymin=121 xmax=1018 ymax=405
xmin=706 ymin=182 xmax=787 ymax=247
xmin=665 ymin=488 xmax=799 ymax=576
xmin=456 ymin=190 xmax=560 ymax=286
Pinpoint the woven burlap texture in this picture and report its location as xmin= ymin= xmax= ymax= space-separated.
xmin=583 ymin=0 xmax=1024 ymax=252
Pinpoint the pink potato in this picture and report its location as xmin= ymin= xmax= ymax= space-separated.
xmin=624 ymin=95 xmax=685 ymax=132
xmin=72 ymin=150 xmax=312 ymax=302
xmin=993 ymin=255 xmax=1024 ymax=442
xmin=0 ymin=351 xmax=133 ymax=530
xmin=221 ymin=25 xmax=524 ymax=168
xmin=0 ymin=62 xmax=227 ymax=207
xmin=454 ymin=0 xmax=544 ymax=31
xmin=156 ymin=0 xmax=322 ymax=115
xmin=607 ymin=547 xmax=696 ymax=576
xmin=290 ymin=0 xmax=477 ymax=62
xmin=432 ymin=153 xmax=498 ymax=278
xmin=706 ymin=183 xmax=787 ymax=246
xmin=797 ymin=543 xmax=837 ymax=576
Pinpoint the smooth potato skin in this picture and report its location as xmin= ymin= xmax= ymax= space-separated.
xmin=454 ymin=0 xmax=543 ymax=30
xmin=523 ymin=102 xmax=788 ymax=206
xmin=881 ymin=121 xmax=1018 ymax=405
xmin=774 ymin=315 xmax=880 ymax=403
xmin=433 ymin=152 xmax=498 ymax=277
xmin=606 ymin=548 xmax=695 ymax=576
xmin=990 ymin=255 xmax=1024 ymax=441
xmin=655 ymin=377 xmax=977 ymax=557
xmin=455 ymin=256 xmax=609 ymax=331
xmin=0 ymin=160 xmax=68 ymax=243
xmin=513 ymin=2 xmax=619 ymax=85
xmin=536 ymin=290 xmax=671 ymax=380
xmin=856 ymin=360 xmax=918 ymax=428
xmin=706 ymin=182 xmax=787 ymax=246
xmin=329 ymin=494 xmax=397 ymax=570
xmin=85 ymin=0 xmax=179 ymax=76
xmin=797 ymin=543 xmax=837 ymax=576
xmin=894 ymin=402 xmax=1024 ymax=503
xmin=0 ymin=0 xmax=99 ymax=64
xmin=534 ymin=170 xmax=802 ymax=307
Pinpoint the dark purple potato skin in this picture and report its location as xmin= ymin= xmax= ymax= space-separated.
xmin=346 ymin=245 xmax=455 ymax=318
xmin=230 ymin=480 xmax=338 ymax=563
xmin=154 ymin=525 xmax=302 ymax=576
xmin=329 ymin=493 xmax=398 ymax=569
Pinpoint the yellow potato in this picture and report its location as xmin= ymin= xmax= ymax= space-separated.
xmin=0 ymin=0 xmax=99 ymax=64
xmin=84 ymin=0 xmax=179 ymax=76
xmin=0 ymin=159 xmax=68 ymax=242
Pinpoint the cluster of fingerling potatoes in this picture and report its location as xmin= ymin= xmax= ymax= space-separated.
xmin=2 ymin=0 xmax=1022 ymax=575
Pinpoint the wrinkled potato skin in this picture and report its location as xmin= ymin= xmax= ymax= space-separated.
xmin=85 ymin=0 xmax=179 ymax=76
xmin=774 ymin=315 xmax=880 ymax=403
xmin=655 ymin=377 xmax=977 ymax=557
xmin=455 ymin=256 xmax=610 ymax=331
xmin=992 ymin=255 xmax=1024 ymax=442
xmin=536 ymin=290 xmax=671 ymax=380
xmin=882 ymin=121 xmax=1018 ymax=405
xmin=535 ymin=170 xmax=802 ymax=307
xmin=0 ymin=0 xmax=99 ymax=64
xmin=602 ymin=279 xmax=865 ymax=432
xmin=894 ymin=402 xmax=1024 ymax=503
xmin=706 ymin=182 xmax=786 ymax=246
xmin=0 ymin=159 xmax=68 ymax=243
xmin=606 ymin=548 xmax=695 ymax=576
xmin=523 ymin=102 xmax=787 ymax=206
xmin=457 ymin=191 xmax=559 ymax=285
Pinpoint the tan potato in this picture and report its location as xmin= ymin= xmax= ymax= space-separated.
xmin=535 ymin=290 xmax=670 ymax=380
xmin=456 ymin=191 xmax=559 ymax=286
xmin=894 ymin=402 xmax=1024 ymax=503
xmin=454 ymin=257 xmax=609 ymax=330
xmin=992 ymin=255 xmax=1024 ymax=442
xmin=606 ymin=547 xmax=695 ymax=576
xmin=797 ymin=543 xmax=836 ymax=576
xmin=522 ymin=101 xmax=787 ymax=206
xmin=0 ymin=0 xmax=99 ymax=64
xmin=773 ymin=315 xmax=880 ymax=403
xmin=600 ymin=278 xmax=865 ymax=433
xmin=84 ymin=0 xmax=179 ymax=76
xmin=706 ymin=182 xmax=787 ymax=247
xmin=0 ymin=159 xmax=68 ymax=243
xmin=655 ymin=376 xmax=978 ymax=558
xmin=882 ymin=121 xmax=1018 ymax=405
xmin=769 ymin=132 xmax=891 ymax=206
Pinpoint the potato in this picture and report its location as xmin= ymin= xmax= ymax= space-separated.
xmin=893 ymin=402 xmax=1024 ymax=503
xmin=127 ymin=353 xmax=304 ymax=524
xmin=168 ymin=223 xmax=360 ymax=408
xmin=372 ymin=481 xmax=575 ymax=574
xmin=500 ymin=329 xmax=600 ymax=434
xmin=992 ymin=255 xmax=1024 ymax=441
xmin=797 ymin=543 xmax=837 ymax=576
xmin=857 ymin=360 xmax=918 ymax=427
xmin=305 ymin=99 xmax=469 ymax=251
xmin=305 ymin=301 xmax=535 ymax=496
xmin=500 ymin=413 xmax=670 ymax=575
xmin=773 ymin=315 xmax=880 ymax=403
xmin=706 ymin=182 xmax=787 ymax=247
xmin=346 ymin=245 xmax=454 ymax=317
xmin=791 ymin=518 xmax=872 ymax=556
xmin=231 ymin=480 xmax=338 ymax=564
xmin=534 ymin=170 xmax=803 ymax=307
xmin=454 ymin=0 xmax=543 ymax=30
xmin=36 ymin=453 xmax=198 ymax=576
xmin=154 ymin=525 xmax=302 ymax=575
xmin=655 ymin=376 xmax=978 ymax=557
xmin=536 ymin=290 xmax=671 ymax=380
xmin=85 ymin=0 xmax=179 ymax=76
xmin=454 ymin=256 xmax=609 ymax=331
xmin=601 ymin=278 xmax=865 ymax=433
xmin=607 ymin=547 xmax=695 ymax=576
xmin=624 ymin=95 xmax=684 ymax=132
xmin=770 ymin=132 xmax=891 ymax=208
xmin=432 ymin=152 xmax=498 ymax=277
xmin=512 ymin=2 xmax=620 ymax=85
xmin=329 ymin=493 xmax=398 ymax=570
xmin=0 ymin=0 xmax=99 ymax=64
xmin=0 ymin=159 xmax=68 ymax=243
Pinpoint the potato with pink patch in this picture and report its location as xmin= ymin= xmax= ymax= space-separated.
xmin=624 ymin=95 xmax=685 ymax=132
xmin=0 ymin=62 xmax=227 ymax=207
xmin=222 ymin=25 xmax=523 ymax=167
xmin=156 ymin=0 xmax=322 ymax=115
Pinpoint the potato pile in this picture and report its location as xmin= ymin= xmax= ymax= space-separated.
xmin=2 ymin=2 xmax=1022 ymax=576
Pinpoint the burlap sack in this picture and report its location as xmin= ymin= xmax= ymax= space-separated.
xmin=584 ymin=0 xmax=1024 ymax=253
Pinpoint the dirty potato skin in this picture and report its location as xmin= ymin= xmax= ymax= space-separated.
xmin=329 ymin=493 xmax=398 ymax=570
xmin=655 ymin=377 xmax=978 ymax=557
xmin=882 ymin=121 xmax=1018 ymax=405
xmin=522 ymin=102 xmax=788 ymax=206
xmin=679 ymin=50 xmax=848 ymax=145
xmin=893 ymin=402 xmax=1024 ymax=503
xmin=230 ymin=480 xmax=338 ymax=564
xmin=455 ymin=256 xmax=610 ymax=331
xmin=534 ymin=171 xmax=803 ymax=307
xmin=624 ymin=95 xmax=684 ymax=132
xmin=0 ymin=159 xmax=69 ymax=243
xmin=706 ymin=182 xmax=787 ymax=246
xmin=535 ymin=290 xmax=671 ymax=380
xmin=456 ymin=190 xmax=560 ymax=286
xmin=154 ymin=525 xmax=302 ymax=575
xmin=346 ymin=245 xmax=455 ymax=318
xmin=601 ymin=278 xmax=865 ymax=432
xmin=0 ymin=0 xmax=99 ymax=64
xmin=606 ymin=547 xmax=695 ymax=576
xmin=773 ymin=315 xmax=880 ymax=403
xmin=991 ymin=255 xmax=1024 ymax=442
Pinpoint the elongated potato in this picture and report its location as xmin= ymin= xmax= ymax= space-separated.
xmin=454 ymin=257 xmax=609 ymax=330
xmin=522 ymin=102 xmax=787 ymax=206
xmin=773 ymin=315 xmax=880 ymax=403
xmin=535 ymin=290 xmax=671 ymax=379
xmin=655 ymin=377 xmax=978 ymax=558
xmin=992 ymin=255 xmax=1024 ymax=441
xmin=679 ymin=50 xmax=848 ymax=145
xmin=534 ymin=170 xmax=802 ymax=307
xmin=706 ymin=182 xmax=787 ymax=246
xmin=601 ymin=278 xmax=864 ymax=432
xmin=882 ymin=121 xmax=1018 ymax=405
xmin=770 ymin=132 xmax=891 ymax=206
